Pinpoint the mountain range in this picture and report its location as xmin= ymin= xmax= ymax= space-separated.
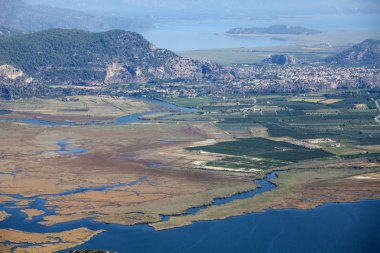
xmin=0 ymin=29 xmax=221 ymax=86
xmin=0 ymin=0 xmax=149 ymax=32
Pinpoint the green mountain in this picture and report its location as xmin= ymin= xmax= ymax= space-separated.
xmin=0 ymin=29 xmax=221 ymax=85
xmin=0 ymin=0 xmax=149 ymax=32
xmin=226 ymin=25 xmax=322 ymax=35
xmin=325 ymin=39 xmax=380 ymax=66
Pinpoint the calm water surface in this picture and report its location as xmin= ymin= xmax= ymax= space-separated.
xmin=1 ymin=169 xmax=379 ymax=253
xmin=62 ymin=200 xmax=380 ymax=253
xmin=141 ymin=14 xmax=380 ymax=51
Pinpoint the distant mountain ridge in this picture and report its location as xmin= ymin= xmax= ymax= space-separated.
xmin=0 ymin=29 xmax=221 ymax=85
xmin=0 ymin=0 xmax=149 ymax=32
xmin=226 ymin=25 xmax=322 ymax=35
xmin=325 ymin=39 xmax=380 ymax=66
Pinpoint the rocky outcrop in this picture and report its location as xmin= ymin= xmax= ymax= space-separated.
xmin=262 ymin=54 xmax=301 ymax=65
xmin=104 ymin=52 xmax=220 ymax=85
xmin=0 ymin=65 xmax=27 ymax=80
xmin=0 ymin=64 xmax=37 ymax=99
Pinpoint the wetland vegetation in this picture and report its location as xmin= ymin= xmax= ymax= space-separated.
xmin=1 ymin=86 xmax=380 ymax=253
xmin=1 ymin=48 xmax=380 ymax=253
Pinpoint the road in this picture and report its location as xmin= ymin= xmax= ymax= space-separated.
xmin=375 ymin=100 xmax=380 ymax=124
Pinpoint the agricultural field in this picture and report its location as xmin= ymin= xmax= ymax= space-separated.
xmin=178 ymin=44 xmax=342 ymax=65
xmin=163 ymin=89 xmax=380 ymax=172
xmin=0 ymin=96 xmax=156 ymax=123
xmin=188 ymin=137 xmax=334 ymax=162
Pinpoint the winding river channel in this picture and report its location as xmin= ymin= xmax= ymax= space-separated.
xmin=0 ymin=98 xmax=196 ymax=126
xmin=1 ymin=98 xmax=380 ymax=252
xmin=1 ymin=172 xmax=380 ymax=253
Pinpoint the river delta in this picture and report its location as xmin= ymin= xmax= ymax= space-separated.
xmin=1 ymin=95 xmax=380 ymax=252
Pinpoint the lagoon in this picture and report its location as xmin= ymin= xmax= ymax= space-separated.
xmin=1 ymin=167 xmax=379 ymax=253
xmin=63 ymin=200 xmax=380 ymax=253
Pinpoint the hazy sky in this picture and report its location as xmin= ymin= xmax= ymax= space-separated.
xmin=24 ymin=0 xmax=380 ymax=17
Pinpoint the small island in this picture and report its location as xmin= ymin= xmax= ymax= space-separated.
xmin=226 ymin=24 xmax=322 ymax=35
xmin=0 ymin=210 xmax=10 ymax=221
xmin=21 ymin=209 xmax=45 ymax=220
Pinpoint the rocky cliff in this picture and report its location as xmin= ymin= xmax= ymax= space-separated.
xmin=262 ymin=54 xmax=301 ymax=65
xmin=0 ymin=64 xmax=38 ymax=99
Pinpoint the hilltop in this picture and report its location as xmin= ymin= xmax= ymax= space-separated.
xmin=325 ymin=39 xmax=380 ymax=66
xmin=0 ymin=29 xmax=221 ymax=86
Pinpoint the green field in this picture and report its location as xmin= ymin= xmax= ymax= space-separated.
xmin=188 ymin=137 xmax=334 ymax=162
xmin=165 ymin=97 xmax=212 ymax=108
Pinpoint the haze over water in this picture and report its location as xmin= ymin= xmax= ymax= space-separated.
xmin=141 ymin=13 xmax=380 ymax=51
xmin=24 ymin=0 xmax=380 ymax=50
